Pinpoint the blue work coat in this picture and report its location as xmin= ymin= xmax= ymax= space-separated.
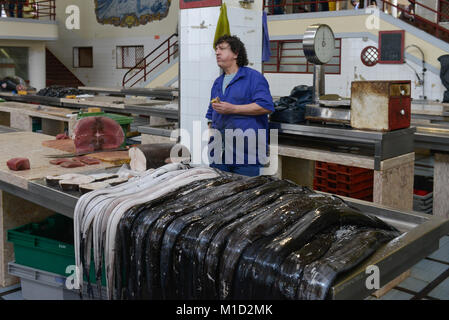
xmin=205 ymin=66 xmax=274 ymax=166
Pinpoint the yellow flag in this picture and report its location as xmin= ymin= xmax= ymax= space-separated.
xmin=213 ymin=3 xmax=231 ymax=50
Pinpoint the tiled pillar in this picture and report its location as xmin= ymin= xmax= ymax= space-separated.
xmin=28 ymin=42 xmax=46 ymax=91
xmin=179 ymin=5 xmax=263 ymax=165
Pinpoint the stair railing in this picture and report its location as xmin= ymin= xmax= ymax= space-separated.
xmin=122 ymin=33 xmax=178 ymax=88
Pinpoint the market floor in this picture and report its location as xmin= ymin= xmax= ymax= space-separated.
xmin=1 ymin=235 xmax=448 ymax=301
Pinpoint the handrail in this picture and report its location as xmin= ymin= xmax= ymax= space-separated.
xmin=35 ymin=0 xmax=56 ymax=20
xmin=264 ymin=0 xmax=348 ymax=13
xmin=122 ymin=33 xmax=178 ymax=88
xmin=263 ymin=0 xmax=449 ymax=41
xmin=1 ymin=0 xmax=55 ymax=20
xmin=401 ymin=0 xmax=449 ymax=22
xmin=382 ymin=0 xmax=449 ymax=39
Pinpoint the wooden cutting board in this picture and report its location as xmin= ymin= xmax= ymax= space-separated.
xmin=42 ymin=139 xmax=76 ymax=153
xmin=0 ymin=132 xmax=112 ymax=190
xmin=89 ymin=151 xmax=130 ymax=165
xmin=42 ymin=139 xmax=130 ymax=165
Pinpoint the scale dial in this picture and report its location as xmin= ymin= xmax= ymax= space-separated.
xmin=303 ymin=24 xmax=336 ymax=65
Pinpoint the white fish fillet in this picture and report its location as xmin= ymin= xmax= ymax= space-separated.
xmin=104 ymin=168 xmax=218 ymax=299
xmin=73 ymin=163 xmax=189 ymax=295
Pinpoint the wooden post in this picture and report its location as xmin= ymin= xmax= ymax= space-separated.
xmin=279 ymin=156 xmax=314 ymax=188
xmin=373 ymin=156 xmax=415 ymax=211
xmin=10 ymin=112 xmax=32 ymax=132
xmin=433 ymin=153 xmax=449 ymax=219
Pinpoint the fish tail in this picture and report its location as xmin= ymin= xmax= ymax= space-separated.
xmin=96 ymin=278 xmax=103 ymax=300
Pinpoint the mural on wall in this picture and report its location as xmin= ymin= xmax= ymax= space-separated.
xmin=95 ymin=0 xmax=171 ymax=28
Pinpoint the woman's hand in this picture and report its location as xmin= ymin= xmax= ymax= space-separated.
xmin=212 ymin=101 xmax=236 ymax=114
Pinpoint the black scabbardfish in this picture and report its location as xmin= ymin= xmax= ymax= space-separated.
xmin=221 ymin=193 xmax=343 ymax=300
xmin=198 ymin=181 xmax=308 ymax=299
xmin=128 ymin=176 xmax=238 ymax=299
xmin=156 ymin=176 xmax=272 ymax=299
xmin=297 ymin=227 xmax=399 ymax=300
xmin=273 ymin=228 xmax=337 ymax=300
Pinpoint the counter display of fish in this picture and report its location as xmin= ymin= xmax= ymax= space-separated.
xmin=73 ymin=163 xmax=401 ymax=300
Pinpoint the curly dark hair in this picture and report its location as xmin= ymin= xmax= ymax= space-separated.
xmin=214 ymin=35 xmax=249 ymax=68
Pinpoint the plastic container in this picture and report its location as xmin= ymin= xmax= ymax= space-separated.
xmin=32 ymin=118 xmax=42 ymax=132
xmin=7 ymin=214 xmax=105 ymax=286
xmin=337 ymin=171 xmax=373 ymax=184
xmin=339 ymin=188 xmax=373 ymax=200
xmin=337 ymin=165 xmax=370 ymax=175
xmin=8 ymin=262 xmax=106 ymax=300
xmin=337 ymin=179 xmax=373 ymax=193
xmin=315 ymin=169 xmax=337 ymax=181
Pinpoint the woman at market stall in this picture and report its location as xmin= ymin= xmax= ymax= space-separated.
xmin=205 ymin=35 xmax=275 ymax=177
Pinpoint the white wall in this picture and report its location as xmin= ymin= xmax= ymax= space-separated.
xmin=0 ymin=40 xmax=46 ymax=90
xmin=265 ymin=37 xmax=445 ymax=101
xmin=46 ymin=0 xmax=179 ymax=87
xmin=179 ymin=5 xmax=262 ymax=165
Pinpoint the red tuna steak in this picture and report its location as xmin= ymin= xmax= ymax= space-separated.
xmin=7 ymin=158 xmax=30 ymax=171
xmin=73 ymin=117 xmax=124 ymax=153
xmin=73 ymin=156 xmax=101 ymax=165
xmin=50 ymin=159 xmax=71 ymax=165
xmin=56 ymin=133 xmax=70 ymax=140
xmin=60 ymin=161 xmax=85 ymax=168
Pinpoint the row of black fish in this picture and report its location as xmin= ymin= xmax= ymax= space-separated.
xmin=36 ymin=86 xmax=87 ymax=98
xmin=74 ymin=164 xmax=400 ymax=300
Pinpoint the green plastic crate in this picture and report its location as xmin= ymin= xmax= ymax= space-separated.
xmin=7 ymin=214 xmax=106 ymax=286
xmin=77 ymin=111 xmax=133 ymax=147
xmin=32 ymin=118 xmax=42 ymax=132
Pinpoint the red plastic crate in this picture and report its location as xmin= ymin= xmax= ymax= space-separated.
xmin=338 ymin=188 xmax=373 ymax=199
xmin=313 ymin=179 xmax=328 ymax=190
xmin=314 ymin=173 xmax=337 ymax=183
xmin=315 ymin=168 xmax=326 ymax=177
xmin=314 ymin=177 xmax=327 ymax=186
xmin=315 ymin=168 xmax=337 ymax=180
xmin=327 ymin=181 xmax=337 ymax=189
xmin=337 ymin=171 xmax=374 ymax=184
xmin=314 ymin=185 xmax=327 ymax=192
xmin=337 ymin=179 xmax=373 ymax=193
xmin=315 ymin=161 xmax=338 ymax=172
xmin=361 ymin=195 xmax=373 ymax=202
xmin=315 ymin=161 xmax=327 ymax=170
xmin=327 ymin=163 xmax=339 ymax=172
xmin=325 ymin=185 xmax=337 ymax=194
xmin=336 ymin=165 xmax=370 ymax=175
xmin=413 ymin=189 xmax=430 ymax=196
xmin=313 ymin=182 xmax=328 ymax=192
xmin=313 ymin=180 xmax=338 ymax=194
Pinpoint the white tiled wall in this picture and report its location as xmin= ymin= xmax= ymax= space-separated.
xmin=179 ymin=6 xmax=263 ymax=164
xmin=265 ymin=38 xmax=445 ymax=101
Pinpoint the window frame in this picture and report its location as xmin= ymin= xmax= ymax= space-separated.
xmin=116 ymin=45 xmax=145 ymax=70
xmin=73 ymin=47 xmax=93 ymax=68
